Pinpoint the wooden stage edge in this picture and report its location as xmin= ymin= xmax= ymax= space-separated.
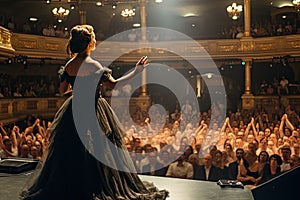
xmin=0 ymin=172 xmax=254 ymax=200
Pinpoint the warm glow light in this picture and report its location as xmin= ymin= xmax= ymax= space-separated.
xmin=52 ymin=6 xmax=70 ymax=20
xmin=96 ymin=2 xmax=102 ymax=6
xmin=29 ymin=17 xmax=38 ymax=22
xmin=133 ymin=23 xmax=141 ymax=27
xmin=226 ymin=3 xmax=243 ymax=20
xmin=183 ymin=13 xmax=196 ymax=17
xmin=293 ymin=0 xmax=300 ymax=11
xmin=121 ymin=8 xmax=136 ymax=17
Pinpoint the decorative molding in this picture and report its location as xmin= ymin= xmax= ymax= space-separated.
xmin=1 ymin=29 xmax=300 ymax=62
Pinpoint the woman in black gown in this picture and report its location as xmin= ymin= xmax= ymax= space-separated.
xmin=20 ymin=24 xmax=168 ymax=200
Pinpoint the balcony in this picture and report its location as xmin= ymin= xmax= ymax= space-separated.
xmin=1 ymin=26 xmax=300 ymax=63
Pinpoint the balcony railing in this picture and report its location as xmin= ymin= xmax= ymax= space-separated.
xmin=0 ymin=96 xmax=146 ymax=125
xmin=0 ymin=97 xmax=66 ymax=124
xmin=1 ymin=26 xmax=300 ymax=62
xmin=0 ymin=26 xmax=14 ymax=58
xmin=0 ymin=95 xmax=300 ymax=125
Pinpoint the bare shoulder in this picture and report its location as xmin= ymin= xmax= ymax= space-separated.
xmin=86 ymin=57 xmax=103 ymax=71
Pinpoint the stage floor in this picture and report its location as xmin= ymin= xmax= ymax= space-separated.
xmin=0 ymin=172 xmax=254 ymax=200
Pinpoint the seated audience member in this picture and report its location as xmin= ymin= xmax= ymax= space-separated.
xmin=194 ymin=153 xmax=220 ymax=182
xmin=159 ymin=150 xmax=171 ymax=167
xmin=256 ymin=137 xmax=273 ymax=156
xmin=141 ymin=151 xmax=167 ymax=177
xmin=290 ymin=154 xmax=300 ymax=169
xmin=166 ymin=151 xmax=194 ymax=179
xmin=139 ymin=144 xmax=154 ymax=172
xmin=13 ymin=87 xmax=23 ymax=97
xmin=257 ymin=154 xmax=282 ymax=185
xmin=30 ymin=146 xmax=41 ymax=160
xmin=228 ymin=148 xmax=245 ymax=180
xmin=224 ymin=143 xmax=236 ymax=164
xmin=279 ymin=145 xmax=292 ymax=172
xmin=212 ymin=150 xmax=223 ymax=168
xmin=277 ymin=76 xmax=289 ymax=95
xmin=0 ymin=131 xmax=18 ymax=158
xmin=259 ymin=80 xmax=268 ymax=95
xmin=237 ymin=150 xmax=261 ymax=186
xmin=257 ymin=151 xmax=269 ymax=175
xmin=19 ymin=144 xmax=31 ymax=158
xmin=266 ymin=84 xmax=274 ymax=95
xmin=219 ymin=151 xmax=230 ymax=179
xmin=187 ymin=154 xmax=201 ymax=172
xmin=183 ymin=145 xmax=194 ymax=162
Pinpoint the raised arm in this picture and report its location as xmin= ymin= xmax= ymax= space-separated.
xmin=244 ymin=118 xmax=253 ymax=138
xmin=102 ymin=56 xmax=149 ymax=89
xmin=0 ymin=122 xmax=8 ymax=136
xmin=220 ymin=117 xmax=229 ymax=133
xmin=144 ymin=117 xmax=154 ymax=133
xmin=285 ymin=114 xmax=295 ymax=131
xmin=226 ymin=118 xmax=234 ymax=133
xmin=11 ymin=126 xmax=19 ymax=149
xmin=251 ymin=117 xmax=258 ymax=138
xmin=195 ymin=120 xmax=204 ymax=135
xmin=279 ymin=114 xmax=285 ymax=138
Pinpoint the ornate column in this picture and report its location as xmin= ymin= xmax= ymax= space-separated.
xmin=139 ymin=0 xmax=148 ymax=96
xmin=196 ymin=75 xmax=201 ymax=97
xmin=137 ymin=0 xmax=150 ymax=111
xmin=241 ymin=59 xmax=255 ymax=109
xmin=244 ymin=60 xmax=251 ymax=95
xmin=79 ymin=10 xmax=86 ymax=25
xmin=243 ymin=0 xmax=251 ymax=37
xmin=240 ymin=0 xmax=254 ymax=109
xmin=139 ymin=0 xmax=148 ymax=42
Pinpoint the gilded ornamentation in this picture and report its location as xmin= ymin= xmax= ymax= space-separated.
xmin=255 ymin=43 xmax=273 ymax=51
xmin=46 ymin=43 xmax=60 ymax=51
xmin=23 ymin=40 xmax=37 ymax=49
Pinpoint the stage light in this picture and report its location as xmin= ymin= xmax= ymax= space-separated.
xmin=96 ymin=2 xmax=102 ymax=6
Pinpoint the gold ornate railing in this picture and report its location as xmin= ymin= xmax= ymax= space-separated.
xmin=0 ymin=95 xmax=299 ymax=125
xmin=0 ymin=26 xmax=14 ymax=58
xmin=0 ymin=97 xmax=66 ymax=124
xmin=0 ymin=97 xmax=145 ymax=125
xmin=0 ymin=28 xmax=299 ymax=62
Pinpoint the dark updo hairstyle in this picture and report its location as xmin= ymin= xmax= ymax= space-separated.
xmin=67 ymin=24 xmax=94 ymax=55
xmin=269 ymin=154 xmax=283 ymax=166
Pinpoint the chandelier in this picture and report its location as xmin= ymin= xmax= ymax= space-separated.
xmin=121 ymin=8 xmax=136 ymax=18
xmin=226 ymin=3 xmax=243 ymax=20
xmin=293 ymin=0 xmax=300 ymax=11
xmin=52 ymin=6 xmax=70 ymax=21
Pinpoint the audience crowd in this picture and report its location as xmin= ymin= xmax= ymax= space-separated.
xmin=2 ymin=14 xmax=300 ymax=40
xmin=1 ymin=96 xmax=300 ymax=189
xmin=258 ymin=75 xmax=300 ymax=96
xmin=218 ymin=18 xmax=300 ymax=39
xmin=1 ymin=14 xmax=300 ymax=190
xmin=0 ymin=73 xmax=59 ymax=98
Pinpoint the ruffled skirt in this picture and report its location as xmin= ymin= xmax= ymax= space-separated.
xmin=20 ymin=96 xmax=168 ymax=200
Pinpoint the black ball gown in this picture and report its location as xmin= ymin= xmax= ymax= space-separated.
xmin=20 ymin=66 xmax=169 ymax=200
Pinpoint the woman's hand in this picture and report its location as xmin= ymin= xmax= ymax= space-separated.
xmin=134 ymin=56 xmax=149 ymax=74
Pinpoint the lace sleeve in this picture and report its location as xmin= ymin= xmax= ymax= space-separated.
xmin=58 ymin=66 xmax=67 ymax=83
xmin=97 ymin=67 xmax=112 ymax=83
